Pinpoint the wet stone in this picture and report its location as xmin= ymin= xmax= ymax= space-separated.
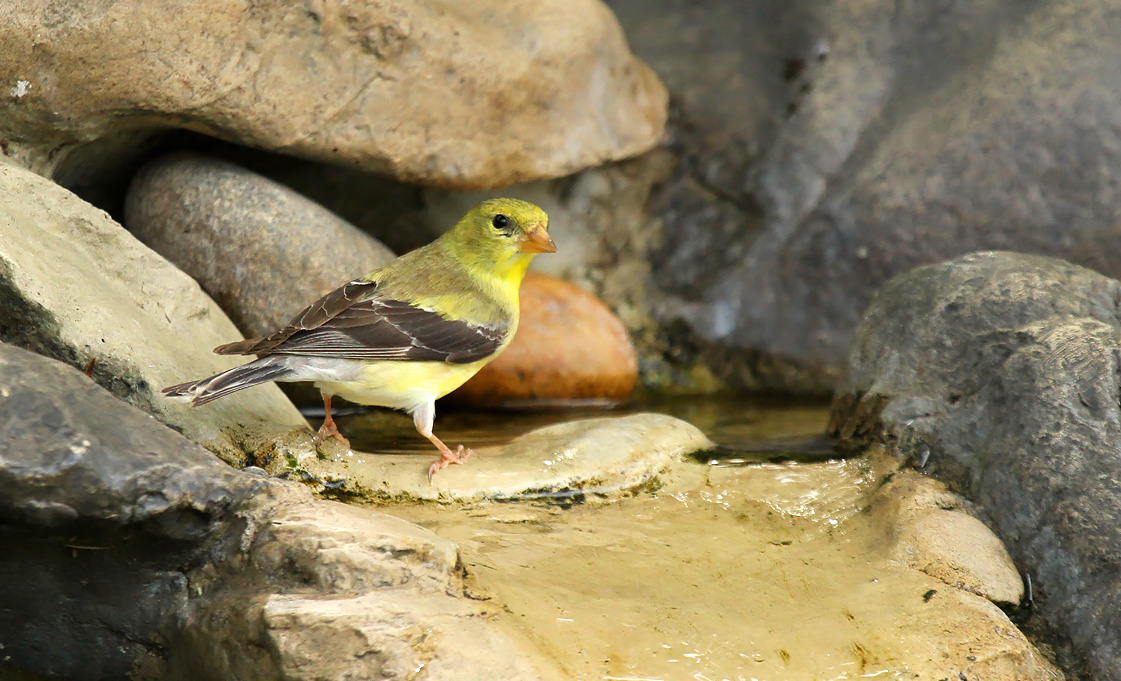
xmin=832 ymin=251 xmax=1121 ymax=679
xmin=389 ymin=447 xmax=1062 ymax=681
xmin=283 ymin=413 xmax=713 ymax=502
xmin=870 ymin=467 xmax=1024 ymax=607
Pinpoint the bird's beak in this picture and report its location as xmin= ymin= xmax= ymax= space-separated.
xmin=519 ymin=225 xmax=557 ymax=253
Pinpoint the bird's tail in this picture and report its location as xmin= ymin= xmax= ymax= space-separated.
xmin=162 ymin=356 xmax=295 ymax=406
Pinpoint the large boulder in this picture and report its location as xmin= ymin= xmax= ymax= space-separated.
xmin=432 ymin=0 xmax=1121 ymax=394
xmin=631 ymin=0 xmax=1121 ymax=393
xmin=0 ymin=158 xmax=309 ymax=463
xmin=0 ymin=341 xmax=562 ymax=680
xmin=0 ymin=0 xmax=666 ymax=191
xmin=829 ymin=251 xmax=1121 ymax=679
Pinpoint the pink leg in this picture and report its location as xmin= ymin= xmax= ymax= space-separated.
xmin=316 ymin=391 xmax=351 ymax=448
xmin=412 ymin=399 xmax=473 ymax=482
xmin=422 ymin=431 xmax=475 ymax=482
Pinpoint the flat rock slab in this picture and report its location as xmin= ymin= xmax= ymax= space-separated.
xmin=295 ymin=413 xmax=713 ymax=502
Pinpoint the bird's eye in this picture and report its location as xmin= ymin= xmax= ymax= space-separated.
xmin=492 ymin=214 xmax=509 ymax=230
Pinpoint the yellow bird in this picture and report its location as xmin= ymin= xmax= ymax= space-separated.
xmin=164 ymin=198 xmax=556 ymax=480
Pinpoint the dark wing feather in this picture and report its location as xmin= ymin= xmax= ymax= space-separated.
xmin=215 ymin=280 xmax=508 ymax=365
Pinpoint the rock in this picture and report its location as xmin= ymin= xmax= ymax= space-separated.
xmin=0 ymin=341 xmax=562 ymax=680
xmin=285 ymin=413 xmax=712 ymax=502
xmin=1 ymin=0 xmax=666 ymax=191
xmin=896 ymin=586 xmax=1064 ymax=681
xmin=450 ymin=272 xmax=638 ymax=407
xmin=416 ymin=0 xmax=1121 ymax=394
xmin=0 ymin=158 xmax=309 ymax=463
xmin=124 ymin=152 xmax=396 ymax=338
xmin=898 ymin=510 xmax=1025 ymax=607
xmin=871 ymin=469 xmax=1024 ymax=606
xmin=829 ymin=251 xmax=1121 ymax=680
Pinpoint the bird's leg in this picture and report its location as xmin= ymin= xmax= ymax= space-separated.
xmin=316 ymin=391 xmax=351 ymax=448
xmin=413 ymin=400 xmax=474 ymax=482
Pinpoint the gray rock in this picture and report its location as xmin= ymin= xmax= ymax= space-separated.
xmin=0 ymin=341 xmax=562 ymax=680
xmin=0 ymin=158 xmax=310 ymax=463
xmin=0 ymin=340 xmax=267 ymax=679
xmin=125 ymin=152 xmax=396 ymax=338
xmin=830 ymin=251 xmax=1121 ymax=679
xmin=501 ymin=0 xmax=1121 ymax=394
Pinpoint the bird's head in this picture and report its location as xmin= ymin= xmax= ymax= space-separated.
xmin=445 ymin=198 xmax=557 ymax=280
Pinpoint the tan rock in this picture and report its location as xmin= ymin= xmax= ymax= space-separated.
xmin=872 ymin=469 xmax=1024 ymax=606
xmin=896 ymin=509 xmax=1025 ymax=606
xmin=288 ymin=413 xmax=713 ymax=502
xmin=124 ymin=152 xmax=396 ymax=337
xmin=1 ymin=0 xmax=667 ymax=190
xmin=894 ymin=581 xmax=1063 ymax=681
xmin=451 ymin=272 xmax=639 ymax=407
xmin=177 ymin=481 xmax=565 ymax=681
xmin=262 ymin=591 xmax=563 ymax=681
xmin=0 ymin=157 xmax=311 ymax=464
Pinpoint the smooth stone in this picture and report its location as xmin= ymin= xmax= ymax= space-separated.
xmin=897 ymin=510 xmax=1025 ymax=607
xmin=2 ymin=0 xmax=666 ymax=190
xmin=871 ymin=469 xmax=1024 ymax=606
xmin=0 ymin=341 xmax=562 ymax=680
xmin=627 ymin=0 xmax=1121 ymax=393
xmin=125 ymin=152 xmax=396 ymax=337
xmin=0 ymin=158 xmax=309 ymax=463
xmin=292 ymin=413 xmax=713 ymax=502
xmin=831 ymin=251 xmax=1121 ymax=680
xmin=450 ymin=272 xmax=639 ymax=407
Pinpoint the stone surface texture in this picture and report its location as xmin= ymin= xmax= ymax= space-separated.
xmin=0 ymin=158 xmax=310 ymax=463
xmin=625 ymin=0 xmax=1121 ymax=393
xmin=871 ymin=468 xmax=1024 ymax=607
xmin=287 ymin=413 xmax=712 ymax=503
xmin=830 ymin=251 xmax=1121 ymax=680
xmin=407 ymin=0 xmax=1121 ymax=394
xmin=0 ymin=0 xmax=667 ymax=190
xmin=451 ymin=272 xmax=639 ymax=407
xmin=0 ymin=341 xmax=563 ymax=681
xmin=125 ymin=152 xmax=396 ymax=338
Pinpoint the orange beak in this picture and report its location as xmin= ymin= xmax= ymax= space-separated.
xmin=518 ymin=225 xmax=557 ymax=253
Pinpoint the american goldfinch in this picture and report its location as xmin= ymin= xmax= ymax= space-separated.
xmin=164 ymin=198 xmax=556 ymax=480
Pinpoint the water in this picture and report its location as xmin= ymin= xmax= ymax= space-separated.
xmin=334 ymin=398 xmax=1060 ymax=681
xmin=332 ymin=395 xmax=833 ymax=460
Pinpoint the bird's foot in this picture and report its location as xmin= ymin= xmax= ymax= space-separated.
xmin=316 ymin=421 xmax=351 ymax=449
xmin=427 ymin=445 xmax=475 ymax=483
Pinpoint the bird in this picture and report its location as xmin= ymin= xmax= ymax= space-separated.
xmin=163 ymin=198 xmax=556 ymax=480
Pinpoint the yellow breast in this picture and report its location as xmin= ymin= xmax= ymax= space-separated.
xmin=314 ymin=358 xmax=492 ymax=412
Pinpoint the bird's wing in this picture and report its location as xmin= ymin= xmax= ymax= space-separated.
xmin=214 ymin=280 xmax=509 ymax=364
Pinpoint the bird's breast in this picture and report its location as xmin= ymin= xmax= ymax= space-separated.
xmin=315 ymin=358 xmax=493 ymax=411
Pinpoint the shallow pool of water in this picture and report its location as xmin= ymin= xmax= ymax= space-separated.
xmin=336 ymin=399 xmax=1057 ymax=681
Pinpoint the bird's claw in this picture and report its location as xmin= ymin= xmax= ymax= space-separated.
xmin=427 ymin=445 xmax=475 ymax=483
xmin=315 ymin=423 xmax=351 ymax=449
